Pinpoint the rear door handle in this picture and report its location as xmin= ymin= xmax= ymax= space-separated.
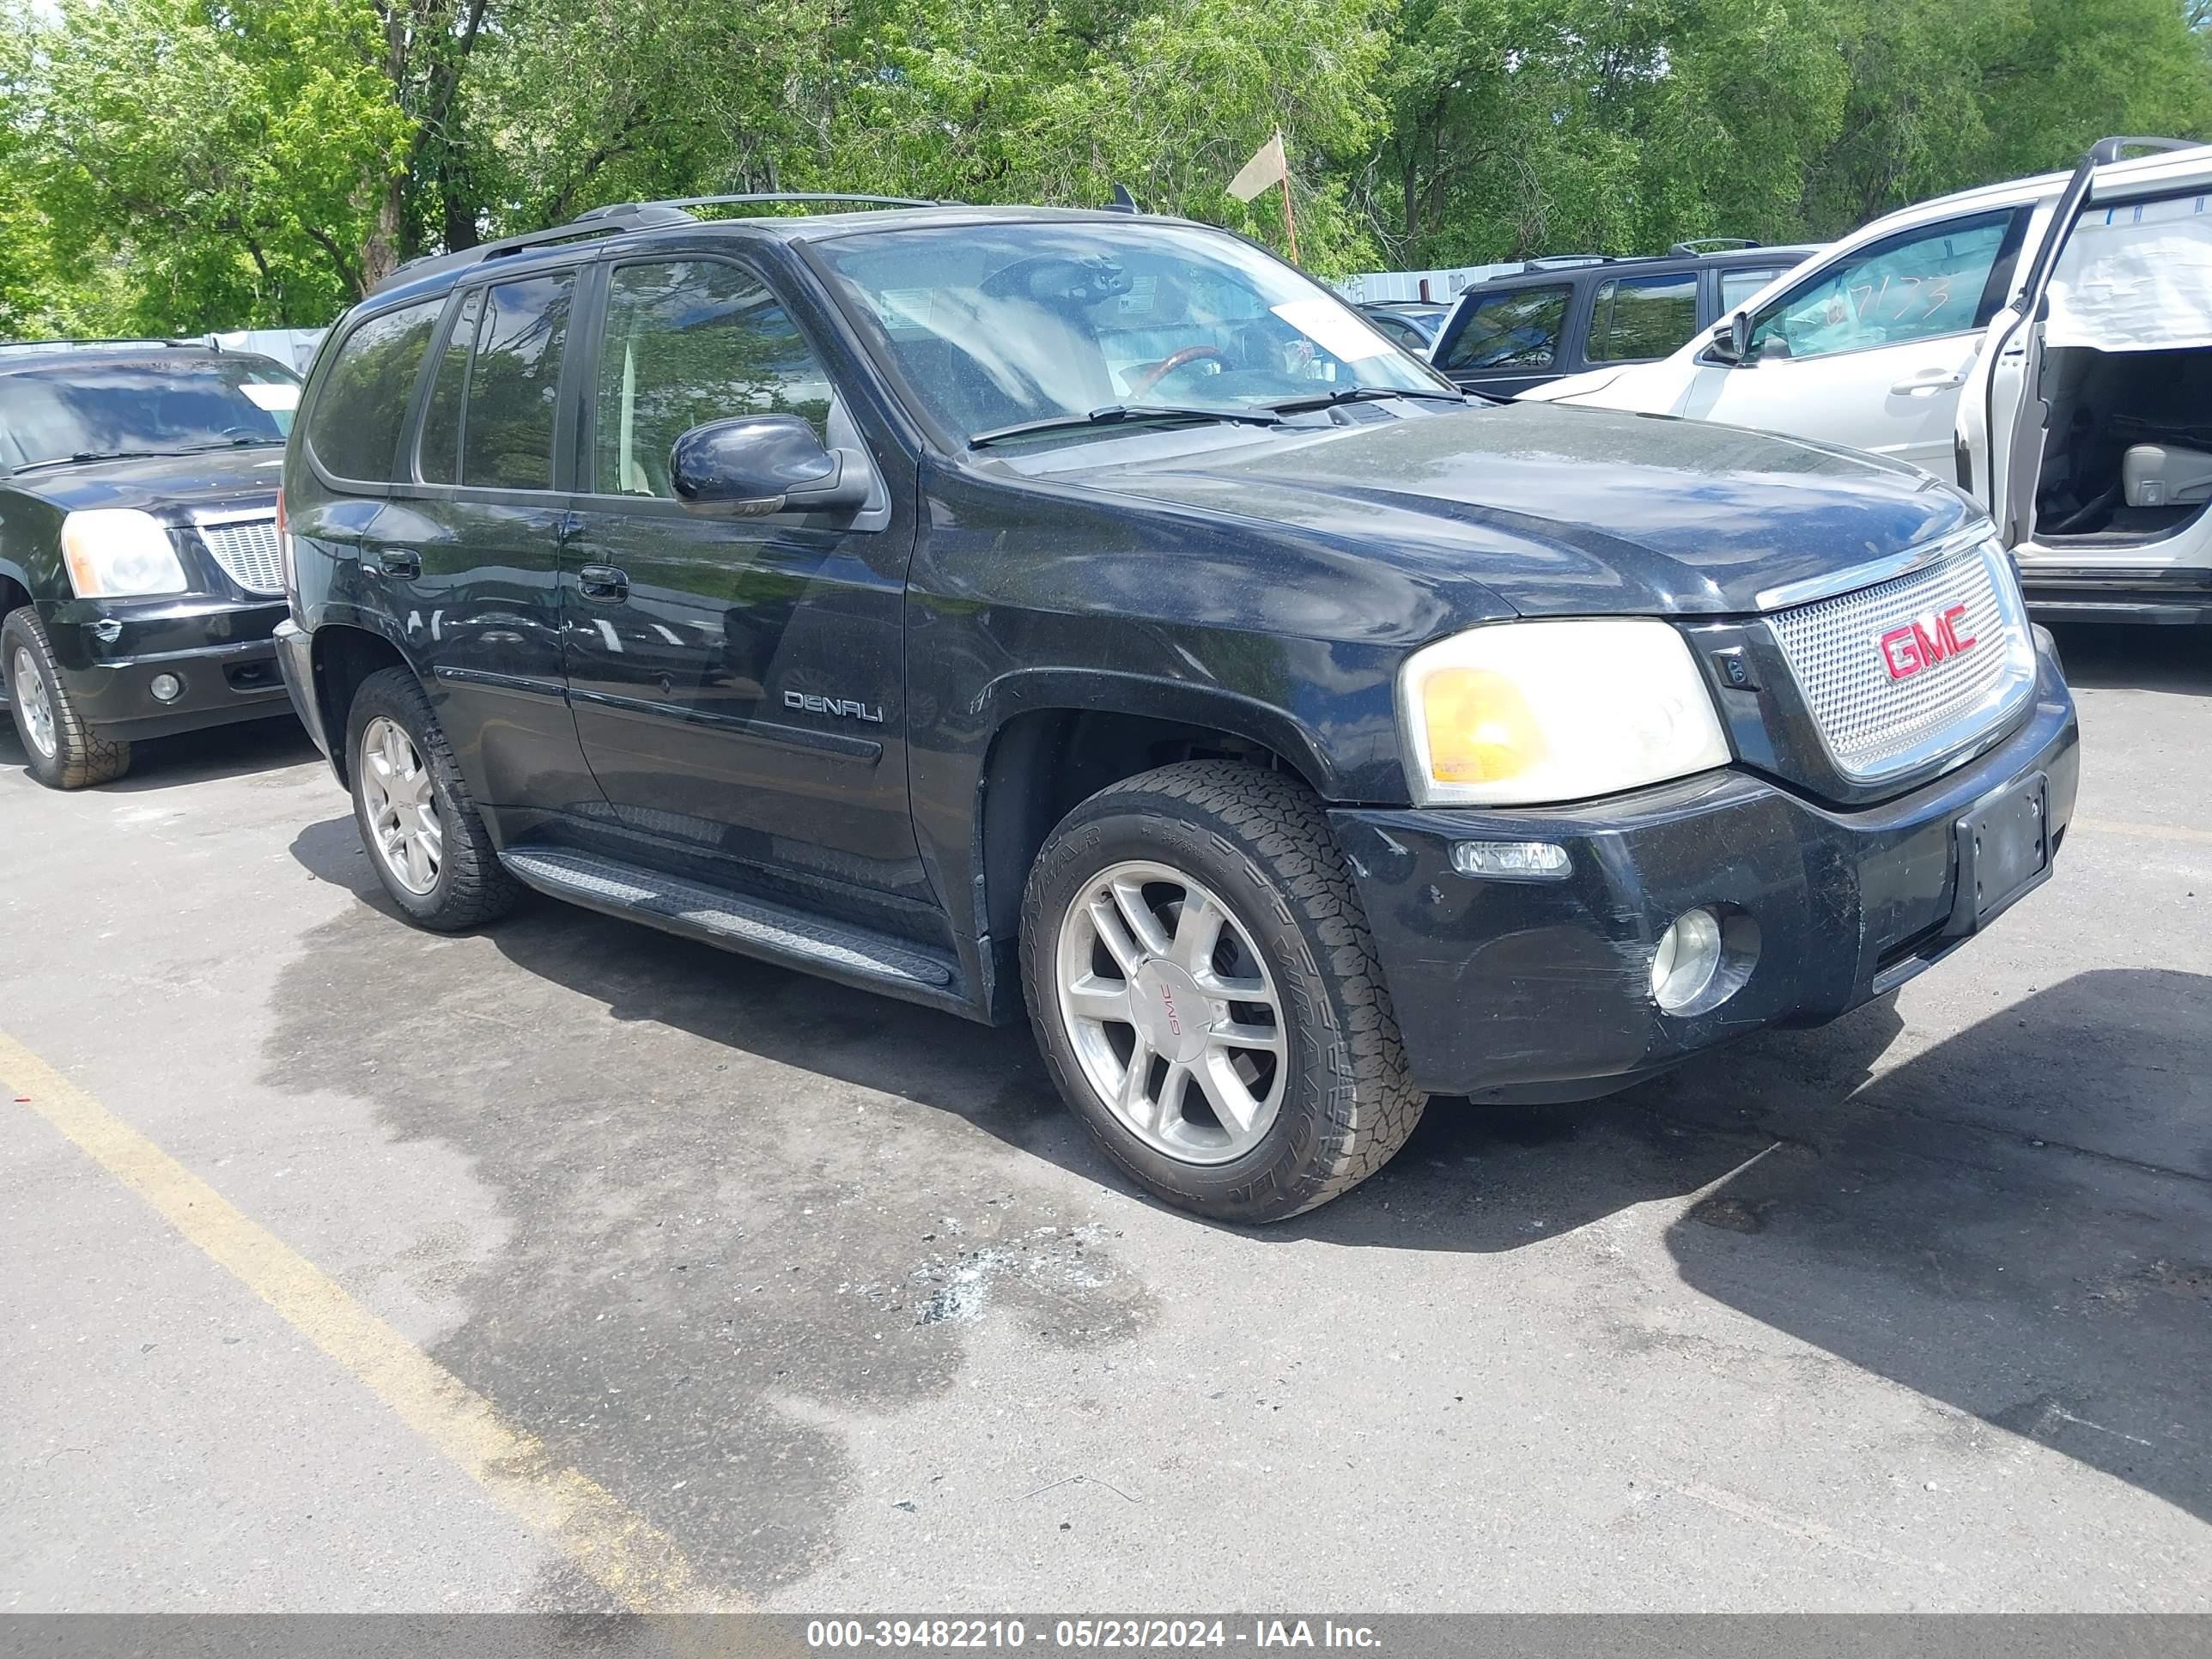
xmin=1892 ymin=368 xmax=1967 ymax=396
xmin=376 ymin=548 xmax=421 ymax=578
xmin=578 ymin=563 xmax=629 ymax=602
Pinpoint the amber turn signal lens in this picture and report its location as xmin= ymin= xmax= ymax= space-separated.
xmin=1420 ymin=667 xmax=1548 ymax=784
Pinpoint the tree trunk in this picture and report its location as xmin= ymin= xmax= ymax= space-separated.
xmin=359 ymin=173 xmax=404 ymax=295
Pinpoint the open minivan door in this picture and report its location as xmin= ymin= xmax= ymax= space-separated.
xmin=1957 ymin=138 xmax=2200 ymax=546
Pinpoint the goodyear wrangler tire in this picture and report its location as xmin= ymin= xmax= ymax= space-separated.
xmin=1020 ymin=760 xmax=1425 ymax=1223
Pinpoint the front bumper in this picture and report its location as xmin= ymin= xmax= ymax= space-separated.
xmin=42 ymin=596 xmax=294 ymax=741
xmin=1331 ymin=650 xmax=2080 ymax=1101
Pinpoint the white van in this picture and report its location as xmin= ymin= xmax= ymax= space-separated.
xmin=1522 ymin=138 xmax=2212 ymax=623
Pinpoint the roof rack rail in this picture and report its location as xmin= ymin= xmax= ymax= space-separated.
xmin=372 ymin=202 xmax=700 ymax=296
xmin=2084 ymin=136 xmax=2200 ymax=166
xmin=0 ymin=337 xmax=205 ymax=356
xmin=577 ymin=191 xmax=945 ymax=219
xmin=1667 ymin=237 xmax=1761 ymax=256
xmin=371 ymin=192 xmax=951 ymax=297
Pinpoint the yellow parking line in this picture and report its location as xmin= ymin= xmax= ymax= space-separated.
xmin=2071 ymin=816 xmax=2212 ymax=847
xmin=1 ymin=1030 xmax=732 ymax=1615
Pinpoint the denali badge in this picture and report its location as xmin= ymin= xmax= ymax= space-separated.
xmin=1878 ymin=604 xmax=1977 ymax=681
xmin=784 ymin=690 xmax=884 ymax=723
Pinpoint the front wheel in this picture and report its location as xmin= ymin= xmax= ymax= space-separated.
xmin=2 ymin=608 xmax=130 ymax=789
xmin=1020 ymin=761 xmax=1425 ymax=1223
xmin=345 ymin=666 xmax=520 ymax=930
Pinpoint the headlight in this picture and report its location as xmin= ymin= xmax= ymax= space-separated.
xmin=59 ymin=508 xmax=189 ymax=598
xmin=1398 ymin=617 xmax=1731 ymax=805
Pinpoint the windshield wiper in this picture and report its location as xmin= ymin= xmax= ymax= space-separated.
xmin=11 ymin=449 xmax=170 ymax=472
xmin=179 ymin=436 xmax=285 ymax=452
xmin=1263 ymin=386 xmax=1468 ymax=414
xmin=969 ymin=404 xmax=1281 ymax=450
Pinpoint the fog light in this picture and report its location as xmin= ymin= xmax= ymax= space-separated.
xmin=1450 ymin=840 xmax=1571 ymax=879
xmin=149 ymin=672 xmax=183 ymax=703
xmin=1651 ymin=906 xmax=1723 ymax=1012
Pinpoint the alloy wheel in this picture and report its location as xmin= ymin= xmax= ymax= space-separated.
xmin=360 ymin=715 xmax=444 ymax=896
xmin=11 ymin=647 xmax=56 ymax=759
xmin=1054 ymin=859 xmax=1288 ymax=1165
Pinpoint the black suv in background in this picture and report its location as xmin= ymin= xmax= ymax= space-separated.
xmin=278 ymin=198 xmax=2075 ymax=1224
xmin=0 ymin=342 xmax=301 ymax=787
xmin=1431 ymin=241 xmax=1823 ymax=398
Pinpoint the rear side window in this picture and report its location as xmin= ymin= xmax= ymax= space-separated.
xmin=1720 ymin=267 xmax=1786 ymax=313
xmin=416 ymin=289 xmax=483 ymax=485
xmin=305 ymin=300 xmax=441 ymax=482
xmin=458 ymin=273 xmax=574 ymax=490
xmin=1439 ymin=286 xmax=1571 ymax=372
xmin=1583 ymin=272 xmax=1699 ymax=363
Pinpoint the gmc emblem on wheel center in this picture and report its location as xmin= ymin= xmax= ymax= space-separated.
xmin=1878 ymin=603 xmax=1978 ymax=681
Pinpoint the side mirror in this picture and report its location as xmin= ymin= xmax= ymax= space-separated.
xmin=1707 ymin=313 xmax=1751 ymax=366
xmin=670 ymin=414 xmax=870 ymax=518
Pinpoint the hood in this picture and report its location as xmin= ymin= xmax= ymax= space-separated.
xmin=4 ymin=447 xmax=286 ymax=520
xmin=1056 ymin=402 xmax=1978 ymax=617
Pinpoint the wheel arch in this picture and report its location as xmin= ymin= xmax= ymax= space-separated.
xmin=971 ymin=674 xmax=1337 ymax=949
xmin=308 ymin=621 xmax=416 ymax=787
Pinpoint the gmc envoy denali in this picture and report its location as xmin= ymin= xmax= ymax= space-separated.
xmin=275 ymin=196 xmax=2079 ymax=1222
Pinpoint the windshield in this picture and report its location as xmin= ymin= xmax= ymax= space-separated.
xmin=0 ymin=357 xmax=302 ymax=470
xmin=816 ymin=222 xmax=1456 ymax=445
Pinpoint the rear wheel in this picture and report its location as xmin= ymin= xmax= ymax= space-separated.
xmin=2 ymin=608 xmax=130 ymax=789
xmin=1021 ymin=761 xmax=1425 ymax=1223
xmin=345 ymin=666 xmax=520 ymax=929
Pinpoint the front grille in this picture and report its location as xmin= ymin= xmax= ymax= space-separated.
xmin=198 ymin=519 xmax=283 ymax=595
xmin=1767 ymin=538 xmax=2037 ymax=786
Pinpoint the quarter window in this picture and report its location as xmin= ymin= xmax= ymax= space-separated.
xmin=456 ymin=273 xmax=574 ymax=490
xmin=1438 ymin=286 xmax=1572 ymax=372
xmin=593 ymin=261 xmax=832 ymax=498
xmin=1747 ymin=213 xmax=2018 ymax=362
xmin=1583 ymin=273 xmax=1699 ymax=362
xmin=305 ymin=299 xmax=441 ymax=482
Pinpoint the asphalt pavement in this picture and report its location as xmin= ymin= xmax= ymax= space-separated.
xmin=2 ymin=622 xmax=2207 ymax=1613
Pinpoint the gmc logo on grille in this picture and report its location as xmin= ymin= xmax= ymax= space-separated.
xmin=1878 ymin=604 xmax=1977 ymax=680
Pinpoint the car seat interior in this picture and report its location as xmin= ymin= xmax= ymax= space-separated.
xmin=2033 ymin=344 xmax=2212 ymax=541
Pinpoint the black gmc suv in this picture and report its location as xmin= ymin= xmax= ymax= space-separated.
xmin=276 ymin=198 xmax=2079 ymax=1223
xmin=0 ymin=341 xmax=301 ymax=787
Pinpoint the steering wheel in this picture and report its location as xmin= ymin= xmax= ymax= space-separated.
xmin=1127 ymin=345 xmax=1228 ymax=398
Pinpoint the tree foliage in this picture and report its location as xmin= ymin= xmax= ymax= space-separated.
xmin=3 ymin=0 xmax=2210 ymax=333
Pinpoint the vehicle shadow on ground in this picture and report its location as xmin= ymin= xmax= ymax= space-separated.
xmin=283 ymin=815 xmax=2212 ymax=1575
xmin=0 ymin=714 xmax=316 ymax=790
xmin=2045 ymin=620 xmax=2212 ymax=693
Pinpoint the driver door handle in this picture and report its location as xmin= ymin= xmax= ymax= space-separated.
xmin=1892 ymin=368 xmax=1967 ymax=396
xmin=578 ymin=563 xmax=629 ymax=602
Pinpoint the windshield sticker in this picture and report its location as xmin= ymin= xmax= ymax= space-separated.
xmin=240 ymin=382 xmax=301 ymax=411
xmin=1270 ymin=298 xmax=1391 ymax=362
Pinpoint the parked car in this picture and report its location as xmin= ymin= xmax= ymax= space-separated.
xmin=276 ymin=198 xmax=2076 ymax=1223
xmin=1357 ymin=301 xmax=1451 ymax=356
xmin=1523 ymin=139 xmax=2212 ymax=623
xmin=0 ymin=340 xmax=302 ymax=787
xmin=1429 ymin=241 xmax=1823 ymax=398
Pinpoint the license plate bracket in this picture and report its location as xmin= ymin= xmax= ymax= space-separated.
xmin=1947 ymin=771 xmax=2051 ymax=935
